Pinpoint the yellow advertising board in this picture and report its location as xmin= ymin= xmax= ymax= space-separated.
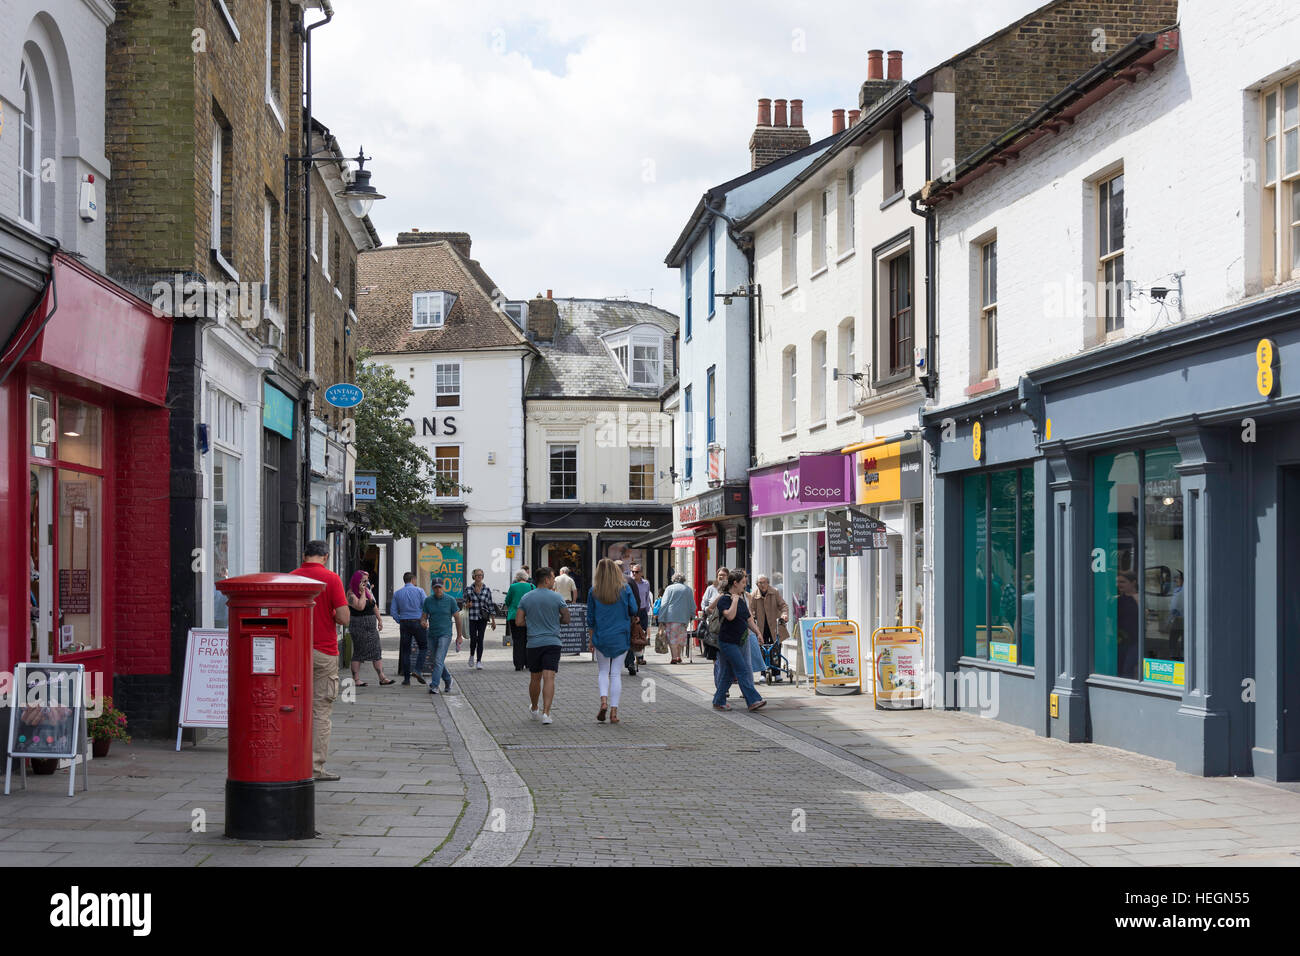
xmin=872 ymin=626 xmax=925 ymax=709
xmin=812 ymin=620 xmax=863 ymax=696
xmin=856 ymin=441 xmax=901 ymax=505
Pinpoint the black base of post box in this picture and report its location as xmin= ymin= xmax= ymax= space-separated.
xmin=225 ymin=779 xmax=315 ymax=840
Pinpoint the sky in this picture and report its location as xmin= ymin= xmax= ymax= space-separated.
xmin=312 ymin=0 xmax=1048 ymax=310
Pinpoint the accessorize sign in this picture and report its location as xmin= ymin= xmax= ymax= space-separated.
xmin=177 ymin=629 xmax=229 ymax=742
xmin=750 ymin=454 xmax=852 ymax=517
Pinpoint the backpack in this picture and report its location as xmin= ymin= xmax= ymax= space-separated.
xmin=702 ymin=605 xmax=722 ymax=649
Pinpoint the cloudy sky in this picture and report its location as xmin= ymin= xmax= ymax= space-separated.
xmin=313 ymin=0 xmax=1046 ymax=309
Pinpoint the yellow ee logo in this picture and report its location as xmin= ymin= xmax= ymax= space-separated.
xmin=972 ymin=421 xmax=983 ymax=462
xmin=1256 ymin=338 xmax=1278 ymax=398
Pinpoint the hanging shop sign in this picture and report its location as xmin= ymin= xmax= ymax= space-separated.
xmin=849 ymin=508 xmax=889 ymax=550
xmin=871 ymin=626 xmax=925 ymax=709
xmin=856 ymin=437 xmax=923 ymax=506
xmin=826 ymin=513 xmax=854 ymax=557
xmin=177 ymin=628 xmax=229 ymax=748
xmin=750 ymin=454 xmax=851 ymax=517
xmin=262 ymin=382 xmax=295 ymax=439
xmin=354 ymin=473 xmax=377 ymax=502
xmin=324 ymin=383 xmax=364 ymax=408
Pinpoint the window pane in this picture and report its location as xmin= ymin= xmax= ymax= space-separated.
xmin=989 ymin=470 xmax=1018 ymax=659
xmin=1019 ymin=467 xmax=1035 ymax=667
xmin=1109 ymin=174 xmax=1124 ymax=251
xmin=57 ymin=399 xmax=103 ymax=469
xmin=58 ymin=473 xmax=102 ymax=654
xmin=1285 ymin=82 xmax=1298 ymax=129
xmin=1266 ymin=91 xmax=1278 ymax=138
xmin=1093 ymin=451 xmax=1140 ymax=678
xmin=1099 ymin=180 xmax=1111 ymax=256
xmin=1287 ymin=129 xmax=1298 ymax=178
xmin=213 ymin=451 xmax=240 ymax=627
xmin=1142 ymin=446 xmax=1183 ymax=681
xmin=963 ymin=473 xmax=987 ymax=658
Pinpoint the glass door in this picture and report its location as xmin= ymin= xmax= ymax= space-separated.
xmin=29 ymin=466 xmax=55 ymax=662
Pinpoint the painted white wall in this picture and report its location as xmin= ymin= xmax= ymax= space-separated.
xmin=934 ymin=2 xmax=1300 ymax=410
xmin=371 ymin=347 xmax=528 ymax=598
xmin=0 ymin=0 xmax=113 ymax=266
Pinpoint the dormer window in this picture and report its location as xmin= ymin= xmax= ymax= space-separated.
xmin=604 ymin=326 xmax=664 ymax=388
xmin=413 ymin=291 xmax=450 ymax=329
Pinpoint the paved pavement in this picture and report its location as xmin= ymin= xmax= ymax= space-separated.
xmin=6 ymin=624 xmax=1300 ymax=867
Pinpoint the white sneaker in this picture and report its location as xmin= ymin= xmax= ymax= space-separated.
xmin=475 ymin=661 xmax=484 ymax=670
xmin=530 ymin=707 xmax=541 ymax=721
xmin=541 ymin=713 xmax=553 ymax=725
xmin=468 ymin=660 xmax=476 ymax=669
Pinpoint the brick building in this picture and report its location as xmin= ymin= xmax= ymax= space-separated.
xmin=101 ymin=0 xmax=372 ymax=734
xmin=0 ymin=2 xmax=173 ymax=711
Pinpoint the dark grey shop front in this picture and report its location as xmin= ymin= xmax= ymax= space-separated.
xmin=925 ymin=289 xmax=1300 ymax=779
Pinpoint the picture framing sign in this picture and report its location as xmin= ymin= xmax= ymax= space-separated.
xmin=5 ymin=662 xmax=90 ymax=797
xmin=177 ymin=628 xmax=229 ymax=750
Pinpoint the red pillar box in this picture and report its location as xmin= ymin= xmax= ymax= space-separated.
xmin=215 ymin=573 xmax=324 ymax=840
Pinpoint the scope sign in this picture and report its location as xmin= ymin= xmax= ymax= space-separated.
xmin=325 ymin=383 xmax=364 ymax=408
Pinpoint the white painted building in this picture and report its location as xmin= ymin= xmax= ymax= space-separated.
xmin=357 ymin=233 xmax=533 ymax=605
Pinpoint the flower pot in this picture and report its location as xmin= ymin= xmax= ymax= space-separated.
xmin=92 ymin=738 xmax=111 ymax=759
xmin=30 ymin=758 xmax=58 ymax=775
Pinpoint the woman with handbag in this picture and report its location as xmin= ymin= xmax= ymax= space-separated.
xmin=713 ymin=570 xmax=765 ymax=712
xmin=347 ymin=571 xmax=395 ymax=686
xmin=587 ymin=558 xmax=639 ymax=724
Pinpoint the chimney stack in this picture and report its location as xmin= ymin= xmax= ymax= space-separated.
xmin=748 ymin=94 xmax=812 ymax=170
xmin=848 ymin=109 xmax=861 ymax=127
xmin=528 ymin=293 xmax=559 ymax=342
xmin=396 ymin=229 xmax=472 ymax=259
xmin=887 ymin=50 xmax=903 ymax=81
xmin=832 ymin=109 xmax=846 ymax=134
xmin=867 ymin=50 xmax=884 ymax=81
xmin=546 ymin=289 xmax=552 ymax=299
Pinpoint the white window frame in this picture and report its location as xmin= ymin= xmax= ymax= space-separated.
xmin=18 ymin=56 xmax=40 ymax=229
xmin=264 ymin=1 xmax=284 ymax=128
xmin=434 ymin=360 xmax=462 ymax=409
xmin=980 ymin=236 xmax=998 ymax=378
xmin=432 ymin=443 xmax=462 ymax=500
xmin=782 ymin=345 xmax=797 ymax=433
xmin=811 ymin=332 xmax=827 ymax=425
xmin=320 ymin=209 xmax=330 ymax=281
xmin=412 ymin=291 xmax=446 ymax=329
xmin=548 ymin=442 xmax=579 ymax=502
xmin=837 ymin=318 xmax=855 ymax=416
xmin=842 ymin=166 xmax=857 ymax=255
xmin=210 ymin=120 xmax=223 ymax=253
xmin=629 ymin=446 xmax=655 ymax=501
xmin=604 ymin=326 xmax=663 ymax=388
xmin=814 ymin=190 xmax=829 ymax=272
xmin=1097 ymin=170 xmax=1125 ymax=336
xmin=214 ymin=0 xmax=240 ymax=41
xmin=1263 ymin=75 xmax=1300 ymax=285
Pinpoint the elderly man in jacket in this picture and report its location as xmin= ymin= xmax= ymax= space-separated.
xmin=750 ymin=575 xmax=790 ymax=682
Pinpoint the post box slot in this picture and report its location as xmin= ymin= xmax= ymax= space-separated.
xmin=242 ymin=617 xmax=289 ymax=629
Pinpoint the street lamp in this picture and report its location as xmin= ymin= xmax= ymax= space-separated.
xmin=337 ymin=147 xmax=385 ymax=219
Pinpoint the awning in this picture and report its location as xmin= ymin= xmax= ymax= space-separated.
xmin=629 ymin=523 xmax=674 ymax=549
xmin=670 ymin=532 xmax=696 ymax=549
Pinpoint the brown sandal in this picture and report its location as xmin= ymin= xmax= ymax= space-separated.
xmin=597 ymin=706 xmax=607 ymax=722
xmin=609 ymin=710 xmax=620 ymax=724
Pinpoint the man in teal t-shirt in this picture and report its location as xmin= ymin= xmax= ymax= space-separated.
xmin=515 ymin=568 xmax=569 ymax=724
xmin=421 ymin=581 xmax=463 ymax=695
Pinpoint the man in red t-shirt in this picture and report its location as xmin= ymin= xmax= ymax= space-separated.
xmin=294 ymin=541 xmax=350 ymax=781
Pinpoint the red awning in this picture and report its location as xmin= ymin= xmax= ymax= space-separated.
xmin=670 ymin=533 xmax=696 ymax=549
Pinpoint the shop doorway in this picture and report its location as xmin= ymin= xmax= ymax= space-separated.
xmin=1280 ymin=467 xmax=1300 ymax=778
xmin=533 ymin=536 xmax=591 ymax=601
xmin=29 ymin=466 xmax=54 ymax=662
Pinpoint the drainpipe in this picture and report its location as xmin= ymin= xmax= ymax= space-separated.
xmin=297 ymin=2 xmax=334 ymax=553
xmin=906 ymin=83 xmax=936 ymax=401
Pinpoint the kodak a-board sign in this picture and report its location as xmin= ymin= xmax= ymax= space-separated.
xmin=324 ymin=383 xmax=364 ymax=408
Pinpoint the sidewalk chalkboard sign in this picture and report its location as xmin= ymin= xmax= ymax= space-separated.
xmin=559 ymin=602 xmax=588 ymax=655
xmin=5 ymin=662 xmax=90 ymax=797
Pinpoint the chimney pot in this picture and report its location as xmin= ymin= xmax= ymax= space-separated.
xmin=546 ymin=289 xmax=552 ymax=299
xmin=867 ymin=50 xmax=884 ymax=81
xmin=756 ymin=97 xmax=772 ymax=126
xmin=832 ymin=109 xmax=846 ymax=134
xmin=887 ymin=50 xmax=903 ymax=82
xmin=848 ymin=109 xmax=861 ymax=127
xmin=773 ymin=98 xmax=788 ymax=128
xmin=789 ymin=98 xmax=804 ymax=128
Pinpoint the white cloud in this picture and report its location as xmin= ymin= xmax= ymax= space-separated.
xmin=312 ymin=0 xmax=1051 ymax=307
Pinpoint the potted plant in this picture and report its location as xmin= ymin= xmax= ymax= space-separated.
xmin=87 ymin=697 xmax=131 ymax=758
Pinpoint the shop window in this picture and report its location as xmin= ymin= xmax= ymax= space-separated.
xmin=57 ymin=473 xmax=102 ymax=655
xmin=963 ymin=467 xmax=1035 ymax=665
xmin=549 ymin=443 xmax=577 ymax=501
xmin=418 ymin=537 xmax=465 ymax=594
xmin=1092 ymin=446 xmax=1183 ymax=683
xmin=57 ymin=399 xmax=103 ymax=469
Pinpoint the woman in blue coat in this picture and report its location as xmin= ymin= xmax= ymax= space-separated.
xmin=587 ymin=558 xmax=638 ymax=724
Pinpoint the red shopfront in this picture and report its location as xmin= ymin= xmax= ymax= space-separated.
xmin=0 ymin=253 xmax=172 ymax=695
xmin=674 ymin=485 xmax=750 ymax=606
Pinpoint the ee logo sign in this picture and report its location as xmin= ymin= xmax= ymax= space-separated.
xmin=972 ymin=421 xmax=983 ymax=463
xmin=1256 ymin=338 xmax=1279 ymax=398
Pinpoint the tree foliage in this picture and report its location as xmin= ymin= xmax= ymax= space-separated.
xmin=352 ymin=357 xmax=461 ymax=539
